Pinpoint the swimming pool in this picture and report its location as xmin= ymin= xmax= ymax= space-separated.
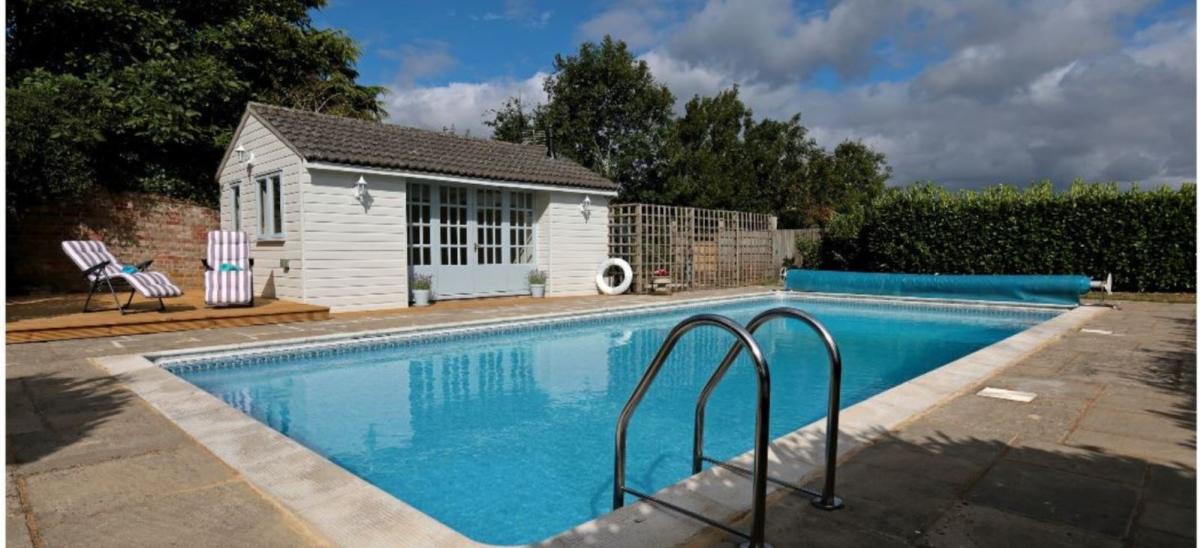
xmin=167 ymin=294 xmax=1059 ymax=544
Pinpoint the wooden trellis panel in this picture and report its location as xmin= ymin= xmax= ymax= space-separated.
xmin=608 ymin=204 xmax=777 ymax=293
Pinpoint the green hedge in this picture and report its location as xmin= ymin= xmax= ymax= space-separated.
xmin=818 ymin=182 xmax=1196 ymax=292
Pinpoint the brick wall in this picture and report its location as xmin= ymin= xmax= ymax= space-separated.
xmin=8 ymin=191 xmax=219 ymax=294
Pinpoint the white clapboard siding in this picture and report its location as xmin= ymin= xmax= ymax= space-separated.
xmin=539 ymin=192 xmax=610 ymax=296
xmin=301 ymin=170 xmax=409 ymax=311
xmin=216 ymin=113 xmax=305 ymax=300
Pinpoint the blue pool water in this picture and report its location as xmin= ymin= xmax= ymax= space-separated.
xmin=175 ymin=296 xmax=1057 ymax=544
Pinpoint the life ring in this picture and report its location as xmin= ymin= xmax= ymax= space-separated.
xmin=596 ymin=258 xmax=633 ymax=295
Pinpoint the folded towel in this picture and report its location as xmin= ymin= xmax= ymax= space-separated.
xmin=219 ymin=263 xmax=243 ymax=272
xmin=121 ymin=264 xmax=139 ymax=274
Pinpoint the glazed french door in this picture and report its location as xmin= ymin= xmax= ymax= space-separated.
xmin=407 ymin=182 xmax=536 ymax=299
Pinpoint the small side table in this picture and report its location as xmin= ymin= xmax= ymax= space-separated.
xmin=652 ymin=276 xmax=673 ymax=294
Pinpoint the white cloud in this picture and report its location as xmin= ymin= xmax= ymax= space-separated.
xmin=665 ymin=0 xmax=906 ymax=85
xmin=474 ymin=0 xmax=553 ymax=28
xmin=381 ymin=40 xmax=457 ymax=87
xmin=577 ymin=0 xmax=675 ymax=50
xmin=384 ymin=73 xmax=548 ymax=137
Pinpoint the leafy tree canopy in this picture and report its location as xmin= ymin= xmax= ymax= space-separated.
xmin=489 ymin=37 xmax=675 ymax=196
xmin=486 ymin=37 xmax=890 ymax=227
xmin=6 ymin=0 xmax=384 ymax=215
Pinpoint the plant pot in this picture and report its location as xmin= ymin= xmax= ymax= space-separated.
xmin=530 ymin=284 xmax=545 ymax=298
xmin=653 ymin=276 xmax=672 ymax=285
xmin=412 ymin=289 xmax=431 ymax=307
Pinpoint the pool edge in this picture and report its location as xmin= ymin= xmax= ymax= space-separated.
xmin=90 ymin=299 xmax=1106 ymax=548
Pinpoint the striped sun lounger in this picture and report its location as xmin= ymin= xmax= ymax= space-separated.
xmin=61 ymin=240 xmax=183 ymax=314
xmin=201 ymin=230 xmax=254 ymax=306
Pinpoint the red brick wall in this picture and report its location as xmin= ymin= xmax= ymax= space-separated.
xmin=8 ymin=191 xmax=219 ymax=294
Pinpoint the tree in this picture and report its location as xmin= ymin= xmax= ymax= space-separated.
xmin=661 ymin=88 xmax=753 ymax=208
xmin=6 ymin=0 xmax=384 ymax=215
xmin=742 ymin=114 xmax=821 ymax=222
xmin=804 ymin=140 xmax=890 ymax=224
xmin=538 ymin=36 xmax=675 ymax=194
xmin=481 ymin=37 xmax=891 ymax=225
xmin=485 ymin=96 xmax=540 ymax=144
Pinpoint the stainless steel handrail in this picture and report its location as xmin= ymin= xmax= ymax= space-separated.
xmin=692 ymin=306 xmax=845 ymax=511
xmin=613 ymin=313 xmax=772 ymax=547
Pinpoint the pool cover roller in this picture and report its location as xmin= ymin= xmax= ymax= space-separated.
xmin=785 ymin=270 xmax=1092 ymax=306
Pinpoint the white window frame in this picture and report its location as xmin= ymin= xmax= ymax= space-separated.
xmin=230 ymin=182 xmax=242 ymax=232
xmin=255 ymin=171 xmax=285 ymax=240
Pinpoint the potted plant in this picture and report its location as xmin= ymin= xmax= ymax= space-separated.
xmin=528 ymin=270 xmax=547 ymax=298
xmin=411 ymin=274 xmax=433 ymax=306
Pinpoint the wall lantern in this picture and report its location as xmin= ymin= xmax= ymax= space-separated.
xmin=354 ymin=175 xmax=369 ymax=203
xmin=235 ymin=144 xmax=256 ymax=167
xmin=580 ymin=195 xmax=592 ymax=220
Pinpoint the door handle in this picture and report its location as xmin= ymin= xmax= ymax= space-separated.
xmin=474 ymin=243 xmax=480 ymax=251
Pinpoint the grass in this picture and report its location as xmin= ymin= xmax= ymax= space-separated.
xmin=1085 ymin=291 xmax=1195 ymax=304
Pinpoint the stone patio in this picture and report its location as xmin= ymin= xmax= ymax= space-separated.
xmin=5 ymin=292 xmax=1195 ymax=547
xmin=693 ymin=300 xmax=1196 ymax=547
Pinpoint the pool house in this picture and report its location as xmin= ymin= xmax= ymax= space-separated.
xmin=214 ymin=103 xmax=618 ymax=312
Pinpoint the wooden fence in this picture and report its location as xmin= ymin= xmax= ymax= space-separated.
xmin=772 ymin=228 xmax=822 ymax=266
xmin=609 ymin=204 xmax=777 ymax=293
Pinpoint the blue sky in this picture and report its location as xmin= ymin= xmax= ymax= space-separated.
xmin=312 ymin=0 xmax=1196 ymax=188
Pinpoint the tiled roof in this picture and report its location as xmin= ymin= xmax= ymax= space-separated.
xmin=246 ymin=103 xmax=618 ymax=191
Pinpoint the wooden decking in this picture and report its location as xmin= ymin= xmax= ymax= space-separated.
xmin=6 ymin=292 xmax=330 ymax=344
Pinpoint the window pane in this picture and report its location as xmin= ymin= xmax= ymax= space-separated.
xmin=258 ymin=179 xmax=270 ymax=234
xmin=231 ymin=186 xmax=241 ymax=231
xmin=271 ymin=175 xmax=283 ymax=235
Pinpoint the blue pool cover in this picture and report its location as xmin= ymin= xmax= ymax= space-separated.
xmin=785 ymin=270 xmax=1091 ymax=306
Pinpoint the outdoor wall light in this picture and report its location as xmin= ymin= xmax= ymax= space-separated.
xmin=354 ymin=175 xmax=369 ymax=203
xmin=235 ymin=144 xmax=255 ymax=167
xmin=580 ymin=195 xmax=592 ymax=220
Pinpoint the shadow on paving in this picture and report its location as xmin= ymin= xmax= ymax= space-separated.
xmin=1130 ymin=351 xmax=1197 ymax=443
xmin=7 ymin=373 xmax=133 ymax=465
xmin=693 ymin=429 xmax=1196 ymax=547
xmin=1123 ymin=339 xmax=1197 ymax=448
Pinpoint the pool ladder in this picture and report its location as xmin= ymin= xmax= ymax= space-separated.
xmin=612 ymin=307 xmax=845 ymax=548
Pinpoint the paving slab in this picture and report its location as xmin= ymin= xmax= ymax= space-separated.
xmin=10 ymin=405 xmax=191 ymax=476
xmin=1137 ymin=500 xmax=1197 ymax=539
xmin=1066 ymin=429 xmax=1196 ymax=466
xmin=6 ymin=513 xmax=33 ymax=548
xmin=1003 ymin=439 xmax=1146 ymax=486
xmin=919 ymin=503 xmax=1122 ymax=548
xmin=1076 ymin=408 xmax=1195 ymax=445
xmin=828 ymin=440 xmax=987 ymax=489
xmin=24 ymin=444 xmax=236 ymax=519
xmin=1146 ymin=464 xmax=1196 ymax=507
xmin=915 ymin=392 xmax=1084 ymax=444
xmin=966 ymin=460 xmax=1138 ymax=537
xmin=1129 ymin=527 xmax=1195 ymax=548
xmin=35 ymin=482 xmax=325 ymax=548
xmin=696 ymin=493 xmax=911 ymax=547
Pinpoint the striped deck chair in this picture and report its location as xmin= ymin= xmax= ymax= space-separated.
xmin=61 ymin=241 xmax=183 ymax=314
xmin=201 ymin=231 xmax=254 ymax=306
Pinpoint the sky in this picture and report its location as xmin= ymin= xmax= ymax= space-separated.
xmin=312 ymin=0 xmax=1197 ymax=188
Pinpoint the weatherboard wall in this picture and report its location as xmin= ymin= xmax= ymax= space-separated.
xmin=217 ymin=113 xmax=305 ymax=301
xmin=539 ymin=192 xmax=610 ymax=297
xmin=300 ymin=170 xmax=410 ymax=312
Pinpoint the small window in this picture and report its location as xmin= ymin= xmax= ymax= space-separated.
xmin=230 ymin=184 xmax=242 ymax=231
xmin=256 ymin=173 xmax=284 ymax=239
